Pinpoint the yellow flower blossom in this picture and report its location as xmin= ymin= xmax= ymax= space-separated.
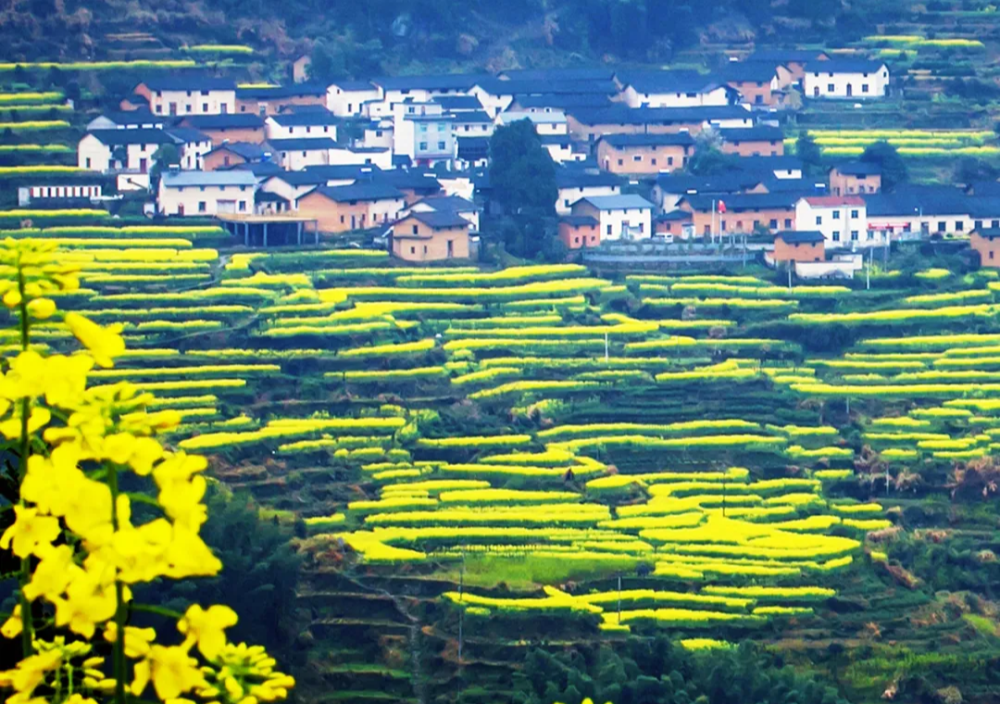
xmin=21 ymin=443 xmax=86 ymax=517
xmin=104 ymin=623 xmax=157 ymax=659
xmin=162 ymin=525 xmax=222 ymax=579
xmin=64 ymin=313 xmax=125 ymax=368
xmin=132 ymin=645 xmax=206 ymax=701
xmin=0 ymin=506 xmax=60 ymax=558
xmin=158 ymin=474 xmax=209 ymax=530
xmin=52 ymin=567 xmax=118 ymax=638
xmin=65 ymin=694 xmax=99 ymax=704
xmin=102 ymin=432 xmax=163 ymax=475
xmin=0 ymin=648 xmax=62 ymax=697
xmin=25 ymin=298 xmax=55 ymax=320
xmin=0 ymin=406 xmax=50 ymax=440
xmin=1 ymin=605 xmax=22 ymax=639
xmin=178 ymin=605 xmax=238 ymax=660
xmin=24 ymin=544 xmax=81 ymax=602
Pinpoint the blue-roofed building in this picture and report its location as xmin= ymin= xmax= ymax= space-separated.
xmin=265 ymin=111 xmax=339 ymax=141
xmin=719 ymin=126 xmax=785 ymax=156
xmin=158 ymin=169 xmax=257 ymax=216
xmin=262 ymin=137 xmax=338 ymax=170
xmin=326 ymin=80 xmax=382 ymax=117
xmin=567 ymin=105 xmax=753 ymax=141
xmin=570 ymin=194 xmax=655 ymax=241
xmin=555 ymin=168 xmax=624 ymax=215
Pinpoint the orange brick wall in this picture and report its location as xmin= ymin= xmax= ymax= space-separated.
xmin=392 ymin=218 xmax=470 ymax=261
xmin=567 ymin=116 xmax=704 ymax=142
xmin=721 ymin=139 xmax=784 ymax=157
xmin=203 ymin=150 xmax=247 ymax=172
xmin=684 ymin=206 xmax=796 ymax=236
xmin=198 ymin=127 xmax=266 ymax=147
xmin=297 ymin=192 xmax=369 ymax=233
xmin=729 ymin=80 xmax=774 ymax=106
xmin=971 ymin=233 xmax=1000 ymax=268
xmin=558 ymin=222 xmax=600 ymax=249
xmin=774 ymin=239 xmax=824 ymax=262
xmin=598 ymin=142 xmax=692 ymax=174
xmin=829 ymin=171 xmax=881 ymax=196
xmin=236 ymin=95 xmax=326 ymax=116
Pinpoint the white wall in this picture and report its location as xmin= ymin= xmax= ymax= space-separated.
xmin=595 ymin=207 xmax=652 ymax=240
xmin=795 ymin=200 xmax=870 ymax=248
xmin=179 ymin=140 xmax=212 ymax=170
xmin=469 ymin=86 xmax=513 ymax=118
xmin=265 ymin=118 xmax=338 ymax=141
xmin=362 ymin=124 xmax=394 ymax=149
xmin=557 ymin=185 xmax=621 ymax=215
xmin=328 ymin=147 xmax=392 ymax=170
xmin=621 ymin=85 xmax=730 ymax=108
xmin=803 ymin=67 xmax=889 ymax=99
xmin=78 ymin=134 xmax=111 ymax=171
xmin=261 ymin=178 xmax=314 ymax=205
xmin=326 ymin=85 xmax=382 ymax=116
xmin=275 ymin=149 xmax=330 ymax=171
xmin=158 ymin=182 xmax=255 ymax=216
xmin=150 ymin=90 xmax=236 ymax=116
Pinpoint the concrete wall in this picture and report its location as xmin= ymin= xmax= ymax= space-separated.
xmin=558 ymin=221 xmax=600 ymax=249
xmin=572 ymin=201 xmax=652 ymax=240
xmin=158 ymin=182 xmax=253 ymax=216
xmin=392 ymin=218 xmax=470 ymax=261
xmin=803 ymin=67 xmax=889 ymax=99
xmin=597 ymin=142 xmax=692 ymax=174
xmin=774 ymin=239 xmax=824 ymax=262
xmin=972 ymin=233 xmax=1000 ymax=268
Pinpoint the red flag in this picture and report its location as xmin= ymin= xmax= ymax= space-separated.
xmin=717 ymin=200 xmax=727 ymax=214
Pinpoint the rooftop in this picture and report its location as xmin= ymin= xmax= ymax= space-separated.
xmin=618 ymin=70 xmax=724 ymax=95
xmin=749 ymin=49 xmax=830 ymax=64
xmin=165 ymin=127 xmax=210 ymax=144
xmin=404 ymin=211 xmax=470 ymax=229
xmin=411 ymin=194 xmax=477 ymax=212
xmin=180 ymin=114 xmax=264 ymax=129
xmin=560 ymin=215 xmax=599 ymax=226
xmin=831 ymin=161 xmax=882 ymax=176
xmin=499 ymin=68 xmax=615 ymax=82
xmin=722 ymin=61 xmax=780 ymax=83
xmin=208 ymin=141 xmax=266 ymax=159
xmin=268 ymin=112 xmax=340 ymax=127
xmin=373 ymin=74 xmax=491 ymax=92
xmin=140 ymin=76 xmax=236 ymax=92
xmin=804 ymin=195 xmax=866 ymax=207
xmin=681 ymin=192 xmax=800 ymax=211
xmin=264 ymin=137 xmax=338 ymax=151
xmin=328 ymin=80 xmax=377 ymax=91
xmin=512 ymin=94 xmax=613 ymax=110
xmin=309 ymin=183 xmax=405 ymax=203
xmin=600 ymin=133 xmax=695 ymax=148
xmin=719 ymin=126 xmax=785 ymax=142
xmin=569 ymin=105 xmax=752 ymax=126
xmin=805 ymin=59 xmax=887 ymax=75
xmin=776 ymin=230 xmax=826 ymax=244
xmin=476 ymin=77 xmax=619 ymax=97
xmin=236 ymin=84 xmax=327 ymax=100
xmin=433 ymin=95 xmax=484 ymax=111
xmin=555 ymin=169 xmax=623 ymax=189
xmin=161 ymin=170 xmax=257 ymax=187
xmin=86 ymin=129 xmax=176 ymax=146
xmin=576 ymin=194 xmax=654 ymax=210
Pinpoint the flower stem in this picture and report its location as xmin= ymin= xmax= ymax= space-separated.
xmin=16 ymin=266 xmax=34 ymax=657
xmin=107 ymin=463 xmax=126 ymax=704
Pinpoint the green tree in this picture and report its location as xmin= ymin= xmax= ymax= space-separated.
xmin=954 ymin=157 xmax=1000 ymax=185
xmin=861 ymin=140 xmax=908 ymax=192
xmin=796 ymin=134 xmax=823 ymax=177
xmin=488 ymin=119 xmax=557 ymax=258
xmin=686 ymin=147 xmax=740 ymax=176
xmin=149 ymin=143 xmax=181 ymax=190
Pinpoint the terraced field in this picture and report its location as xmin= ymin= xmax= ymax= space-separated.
xmin=7 ymin=225 xmax=1000 ymax=703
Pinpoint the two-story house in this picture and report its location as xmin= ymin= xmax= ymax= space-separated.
xmin=158 ymin=170 xmax=257 ymax=216
xmin=265 ymin=112 xmax=339 ymax=141
xmin=570 ymin=194 xmax=654 ymax=240
xmin=803 ymin=60 xmax=890 ymax=100
xmin=134 ymin=77 xmax=236 ymax=116
xmin=795 ymin=195 xmax=870 ymax=248
xmin=597 ymin=133 xmax=695 ymax=175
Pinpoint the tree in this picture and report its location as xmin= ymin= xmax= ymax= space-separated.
xmin=685 ymin=147 xmax=740 ymax=176
xmin=149 ymin=143 xmax=181 ymax=190
xmin=487 ymin=119 xmax=557 ymax=258
xmin=861 ymin=141 xmax=908 ymax=192
xmin=796 ymin=134 xmax=823 ymax=177
xmin=954 ymin=157 xmax=1000 ymax=186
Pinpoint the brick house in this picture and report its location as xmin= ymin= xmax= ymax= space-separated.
xmin=829 ymin=162 xmax=882 ymax=195
xmin=236 ymin=84 xmax=326 ymax=116
xmin=178 ymin=114 xmax=265 ymax=146
xmin=773 ymin=231 xmax=825 ymax=262
xmin=597 ymin=133 xmax=695 ymax=175
xmin=295 ymin=182 xmax=406 ymax=233
xmin=203 ymin=142 xmax=267 ymax=171
xmin=719 ymin=126 xmax=785 ymax=157
xmin=391 ymin=211 xmax=471 ymax=262
xmin=677 ymin=193 xmax=799 ymax=237
xmin=971 ymin=228 xmax=1000 ymax=268
xmin=134 ymin=77 xmax=236 ymax=116
xmin=558 ymin=215 xmax=600 ymax=249
xmin=655 ymin=210 xmax=694 ymax=238
xmin=722 ymin=62 xmax=781 ymax=107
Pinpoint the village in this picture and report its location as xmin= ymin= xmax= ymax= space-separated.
xmin=39 ymin=49 xmax=998 ymax=274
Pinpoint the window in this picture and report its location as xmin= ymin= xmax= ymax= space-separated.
xmin=667 ymin=157 xmax=674 ymax=166
xmin=198 ymin=202 xmax=206 ymax=213
xmin=185 ymin=105 xmax=192 ymax=113
xmin=438 ymin=141 xmax=446 ymax=150
xmin=200 ymin=186 xmax=206 ymax=192
xmin=607 ymin=225 xmax=612 ymax=235
xmin=992 ymin=251 xmax=996 ymax=260
xmin=202 ymin=103 xmax=208 ymax=112
xmin=633 ymin=155 xmax=642 ymax=162
xmin=851 ymin=230 xmax=859 ymax=241
xmin=340 ymin=215 xmax=345 ymax=224
xmin=866 ymin=230 xmax=873 ymax=240
xmin=85 ymin=158 xmax=91 ymax=168
xmin=769 ymin=219 xmax=777 ymax=229
xmin=862 ymin=84 xmax=869 ymax=93
xmin=851 ymin=209 xmax=859 ymax=218
xmin=419 ymin=123 xmax=427 ymax=132
xmin=617 ymin=159 xmax=623 ymax=166
xmin=412 ymin=225 xmax=419 ymax=234
xmin=419 ymin=142 xmax=427 ymax=150
xmin=956 ymin=221 xmax=964 ymax=231
xmin=832 ymin=232 xmax=840 ymax=241
xmin=186 ymin=91 xmax=192 ymax=97
xmin=785 ymin=218 xmax=792 ymax=228
xmin=239 ymin=185 xmax=246 ymax=192
xmin=651 ymin=158 xmax=657 ymax=166
xmin=423 ymin=245 xmax=428 ymax=254
xmin=638 ymin=223 xmax=644 ymax=233
xmin=815 ymin=216 xmax=822 ymax=225
xmin=376 ymin=130 xmax=383 ymax=137
xmin=238 ymin=201 xmax=246 ymax=212
xmin=410 ymin=246 xmax=416 ymax=254
xmin=937 ymin=221 xmax=946 ymax=232
xmin=827 ymin=84 xmax=834 ymax=92
xmin=975 ymin=220 xmax=983 ymax=230
xmin=993 ymin=220 xmax=999 ymax=228
xmin=832 ymin=211 xmax=840 ymax=220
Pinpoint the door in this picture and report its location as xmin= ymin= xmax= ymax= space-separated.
xmin=217 ymin=200 xmax=236 ymax=214
xmin=351 ymin=215 xmax=356 ymax=229
xmin=447 ymin=240 xmax=454 ymax=258
xmin=139 ymin=158 xmax=147 ymax=173
xmin=169 ymin=103 xmax=177 ymax=115
xmin=178 ymin=204 xmax=185 ymax=216
xmin=847 ymin=83 xmax=853 ymax=97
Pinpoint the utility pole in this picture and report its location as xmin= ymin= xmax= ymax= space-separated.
xmin=866 ymin=247 xmax=871 ymax=290
xmin=787 ymin=264 xmax=793 ymax=292
xmin=458 ymin=548 xmax=465 ymax=666
xmin=604 ymin=332 xmax=609 ymax=362
xmin=617 ymin=574 xmax=622 ymax=625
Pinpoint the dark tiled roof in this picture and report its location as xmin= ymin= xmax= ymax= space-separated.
xmin=433 ymin=95 xmax=483 ymax=111
xmin=776 ymin=230 xmax=825 ymax=244
xmin=476 ymin=77 xmax=618 ymax=96
xmin=618 ymin=70 xmax=722 ymax=94
xmin=512 ymin=94 xmax=613 ymax=110
xmin=236 ymin=84 xmax=327 ymax=99
xmin=406 ymin=211 xmax=470 ymax=229
xmin=831 ymin=161 xmax=881 ymax=176
xmin=452 ymin=110 xmax=493 ymax=123
xmin=225 ymin=162 xmax=284 ymax=177
xmin=140 ymin=76 xmax=235 ymax=92
xmin=377 ymin=169 xmax=442 ymax=191
xmin=268 ymin=112 xmax=340 ymax=126
xmin=555 ymin=169 xmax=624 ymax=189
xmin=719 ymin=126 xmax=784 ymax=143
xmin=210 ymin=141 xmax=266 ymax=159
xmin=722 ymin=61 xmax=780 ymax=83
xmin=329 ymin=80 xmax=377 ymax=91
xmin=373 ymin=74 xmax=491 ymax=91
xmin=657 ymin=210 xmax=693 ymax=221
xmin=95 ymin=109 xmax=162 ymax=126
xmin=864 ymin=186 xmax=968 ymax=216
xmin=457 ymin=137 xmax=490 ymax=158
xmin=734 ymin=155 xmax=804 ymax=172
xmin=181 ymin=114 xmax=264 ymax=129
xmin=309 ymin=183 xmax=405 ymax=203
xmin=569 ymin=105 xmax=752 ymax=126
xmin=750 ymin=50 xmax=830 ymax=64
xmin=654 ymin=172 xmax=762 ymax=193
xmin=560 ymin=215 xmax=599 ymax=226
xmin=968 ymin=181 xmax=1000 ymax=197
xmin=264 ymin=137 xmax=338 ymax=151
xmin=974 ymin=227 xmax=1000 ymax=238
xmin=682 ymin=192 xmax=800 ymax=211
xmin=411 ymin=194 xmax=477 ymax=212
xmin=600 ymin=133 xmax=695 ymax=148
xmin=87 ymin=129 xmax=176 ymax=146
xmin=165 ymin=127 xmax=210 ymax=143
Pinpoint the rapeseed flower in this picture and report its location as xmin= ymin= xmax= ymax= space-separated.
xmin=177 ymin=604 xmax=238 ymax=659
xmin=0 ymin=506 xmax=60 ymax=558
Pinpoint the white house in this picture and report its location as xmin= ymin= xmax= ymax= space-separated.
xmin=450 ymin=110 xmax=494 ymax=139
xmin=555 ymin=170 xmax=623 ymax=215
xmin=392 ymin=101 xmax=456 ymax=168
xmin=369 ymin=75 xmax=486 ymax=118
xmin=795 ymin=195 xmax=872 ymax=248
xmin=158 ymin=170 xmax=258 ymax=216
xmin=135 ymin=77 xmax=237 ymax=117
xmin=262 ymin=137 xmax=338 ymax=171
xmin=361 ymin=120 xmax=394 ymax=150
xmin=570 ymin=194 xmax=654 ymax=241
xmin=326 ymin=81 xmax=382 ymax=117
xmin=86 ymin=110 xmax=164 ymax=131
xmin=329 ymin=145 xmax=393 ymax=170
xmin=265 ymin=112 xmax=339 ymax=141
xmin=78 ymin=129 xmax=177 ymax=173
xmin=803 ymin=60 xmax=889 ymax=100
xmin=167 ymin=129 xmax=213 ymax=171
xmin=617 ymin=71 xmax=731 ymax=108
